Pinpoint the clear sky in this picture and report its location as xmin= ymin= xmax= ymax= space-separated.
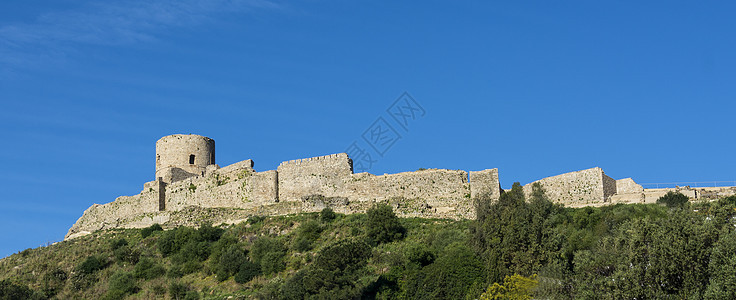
xmin=1 ymin=1 xmax=735 ymax=258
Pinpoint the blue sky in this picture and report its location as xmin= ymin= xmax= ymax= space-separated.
xmin=1 ymin=1 xmax=735 ymax=257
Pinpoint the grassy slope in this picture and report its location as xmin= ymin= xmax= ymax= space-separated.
xmin=0 ymin=212 xmax=470 ymax=299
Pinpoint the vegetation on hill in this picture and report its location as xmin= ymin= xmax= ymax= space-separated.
xmin=3 ymin=186 xmax=736 ymax=299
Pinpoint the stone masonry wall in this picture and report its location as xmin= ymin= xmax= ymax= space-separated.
xmin=67 ymin=159 xmax=278 ymax=239
xmin=66 ymin=187 xmax=159 ymax=238
xmin=68 ymin=151 xmax=504 ymax=239
xmin=602 ymin=173 xmax=617 ymax=200
xmin=523 ymin=167 xmax=611 ymax=207
xmin=164 ymin=164 xmax=277 ymax=211
xmin=345 ymin=169 xmax=473 ymax=217
xmin=616 ymin=178 xmax=644 ymax=194
xmin=277 ymin=153 xmax=353 ymax=202
xmin=469 ymin=169 xmax=501 ymax=200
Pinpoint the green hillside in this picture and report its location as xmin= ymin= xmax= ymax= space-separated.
xmin=3 ymin=184 xmax=736 ymax=299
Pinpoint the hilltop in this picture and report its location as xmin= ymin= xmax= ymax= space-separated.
xmin=5 ymin=186 xmax=736 ymax=299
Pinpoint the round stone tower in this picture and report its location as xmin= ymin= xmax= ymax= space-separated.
xmin=155 ymin=134 xmax=215 ymax=183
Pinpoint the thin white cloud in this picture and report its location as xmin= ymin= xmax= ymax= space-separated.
xmin=0 ymin=0 xmax=279 ymax=70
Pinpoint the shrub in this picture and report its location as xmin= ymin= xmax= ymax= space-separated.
xmin=167 ymin=264 xmax=184 ymax=279
xmin=657 ymin=191 xmax=689 ymax=208
xmin=110 ymin=238 xmax=128 ymax=250
xmin=313 ymin=239 xmax=371 ymax=273
xmin=104 ymin=271 xmax=136 ymax=300
xmin=320 ymin=207 xmax=336 ymax=222
xmin=0 ymin=279 xmax=44 ymax=300
xmin=261 ymin=252 xmax=286 ymax=275
xmin=69 ymin=272 xmax=96 ymax=291
xmin=217 ymin=244 xmax=247 ymax=280
xmin=293 ymin=220 xmax=322 ymax=252
xmin=480 ymin=274 xmax=538 ymax=300
xmin=197 ymin=222 xmax=224 ymax=242
xmin=180 ymin=261 xmax=202 ymax=275
xmin=169 ymin=282 xmax=188 ymax=300
xmin=141 ymin=223 xmax=163 ymax=238
xmin=251 ymin=237 xmax=286 ymax=263
xmin=172 ymin=240 xmax=210 ymax=264
xmin=406 ymin=243 xmax=436 ymax=267
xmin=158 ymin=227 xmax=196 ymax=257
xmin=184 ymin=291 xmax=200 ymax=300
xmin=403 ymin=243 xmax=485 ymax=299
xmin=234 ymin=261 xmax=261 ymax=284
xmin=133 ymin=257 xmax=166 ymax=279
xmin=41 ymin=268 xmax=67 ymax=297
xmin=77 ymin=255 xmax=107 ymax=275
xmin=281 ymin=239 xmax=372 ymax=299
xmin=114 ymin=245 xmax=140 ymax=264
xmin=365 ymin=203 xmax=406 ymax=245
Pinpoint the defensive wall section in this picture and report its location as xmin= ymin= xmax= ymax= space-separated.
xmin=67 ymin=136 xmax=502 ymax=239
xmin=66 ymin=134 xmax=735 ymax=240
xmin=522 ymin=167 xmax=617 ymax=207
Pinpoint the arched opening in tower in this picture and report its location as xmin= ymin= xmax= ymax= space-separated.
xmin=189 ymin=154 xmax=195 ymax=164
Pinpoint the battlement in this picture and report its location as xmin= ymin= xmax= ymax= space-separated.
xmin=278 ymin=153 xmax=350 ymax=167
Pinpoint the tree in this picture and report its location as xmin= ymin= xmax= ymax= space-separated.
xmin=365 ymin=203 xmax=405 ymax=245
xmin=705 ymin=227 xmax=736 ymax=299
xmin=480 ymin=274 xmax=538 ymax=300
xmin=657 ymin=191 xmax=689 ymax=208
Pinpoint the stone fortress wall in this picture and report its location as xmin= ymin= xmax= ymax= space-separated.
xmin=522 ymin=167 xmax=617 ymax=207
xmin=66 ymin=135 xmax=501 ymax=239
xmin=65 ymin=134 xmax=736 ymax=239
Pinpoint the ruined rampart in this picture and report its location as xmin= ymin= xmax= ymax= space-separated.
xmin=68 ymin=150 xmax=501 ymax=239
xmin=276 ymin=153 xmax=353 ymax=202
xmin=523 ymin=167 xmax=616 ymax=206
xmin=72 ymin=134 xmax=724 ymax=240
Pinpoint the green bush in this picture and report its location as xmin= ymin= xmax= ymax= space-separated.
xmin=657 ymin=191 xmax=690 ymax=208
xmin=172 ymin=240 xmax=210 ymax=264
xmin=235 ymin=261 xmax=261 ymax=284
xmin=0 ymin=279 xmax=44 ymax=300
xmin=261 ymin=252 xmax=286 ymax=275
xmin=158 ymin=227 xmax=197 ymax=257
xmin=114 ymin=245 xmax=140 ymax=264
xmin=403 ymin=243 xmax=485 ymax=299
xmin=110 ymin=238 xmax=128 ymax=250
xmin=141 ymin=223 xmax=163 ymax=238
xmin=217 ymin=244 xmax=247 ymax=280
xmin=104 ymin=271 xmax=136 ymax=300
xmin=281 ymin=239 xmax=372 ymax=299
xmin=250 ymin=237 xmax=287 ymax=275
xmin=365 ymin=203 xmax=406 ymax=245
xmin=251 ymin=237 xmax=286 ymax=265
xmin=41 ymin=268 xmax=67 ymax=297
xmin=167 ymin=264 xmax=184 ymax=279
xmin=169 ymin=282 xmax=188 ymax=300
xmin=320 ymin=207 xmax=336 ymax=222
xmin=314 ymin=239 xmax=371 ymax=273
xmin=133 ymin=257 xmax=166 ymax=279
xmin=293 ymin=220 xmax=322 ymax=252
xmin=406 ymin=243 xmax=436 ymax=267
xmin=180 ymin=261 xmax=202 ymax=275
xmin=184 ymin=291 xmax=200 ymax=300
xmin=197 ymin=222 xmax=224 ymax=242
xmin=77 ymin=255 xmax=107 ymax=275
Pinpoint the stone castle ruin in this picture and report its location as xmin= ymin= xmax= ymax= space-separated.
xmin=65 ymin=134 xmax=736 ymax=239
